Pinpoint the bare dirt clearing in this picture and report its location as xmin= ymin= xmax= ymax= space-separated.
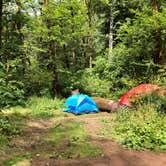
xmin=1 ymin=112 xmax=166 ymax=166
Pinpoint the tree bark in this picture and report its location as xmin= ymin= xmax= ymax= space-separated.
xmin=43 ymin=0 xmax=60 ymax=96
xmin=84 ymin=0 xmax=93 ymax=68
xmin=150 ymin=0 xmax=164 ymax=65
xmin=93 ymin=97 xmax=119 ymax=112
xmin=15 ymin=0 xmax=24 ymax=42
xmin=50 ymin=42 xmax=60 ymax=97
xmin=108 ymin=0 xmax=114 ymax=60
xmin=44 ymin=0 xmax=49 ymax=7
xmin=63 ymin=45 xmax=70 ymax=69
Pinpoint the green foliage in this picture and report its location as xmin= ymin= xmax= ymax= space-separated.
xmin=132 ymin=93 xmax=166 ymax=113
xmin=23 ymin=64 xmax=52 ymax=97
xmin=0 ymin=80 xmax=25 ymax=109
xmin=112 ymin=97 xmax=166 ymax=151
xmin=0 ymin=63 xmax=25 ymax=109
xmin=0 ymin=0 xmax=166 ymax=100
xmin=3 ymin=152 xmax=31 ymax=166
xmin=110 ymin=5 xmax=166 ymax=83
xmin=92 ymin=56 xmax=138 ymax=99
xmin=80 ymin=68 xmax=110 ymax=97
xmin=57 ymin=69 xmax=83 ymax=96
xmin=27 ymin=96 xmax=65 ymax=119
xmin=0 ymin=112 xmax=23 ymax=150
xmin=58 ymin=68 xmax=110 ymax=98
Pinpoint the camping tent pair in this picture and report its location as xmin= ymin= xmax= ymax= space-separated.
xmin=63 ymin=94 xmax=99 ymax=115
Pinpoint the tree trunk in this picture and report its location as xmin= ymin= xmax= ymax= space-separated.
xmin=0 ymin=0 xmax=3 ymax=49
xmin=43 ymin=0 xmax=60 ymax=96
xmin=92 ymin=97 xmax=119 ymax=112
xmin=15 ymin=0 xmax=26 ymax=74
xmin=15 ymin=0 xmax=23 ymax=41
xmin=63 ymin=45 xmax=70 ymax=69
xmin=108 ymin=0 xmax=115 ymax=60
xmin=87 ymin=32 xmax=93 ymax=68
xmin=70 ymin=7 xmax=77 ymax=68
xmin=50 ymin=42 xmax=60 ymax=97
xmin=84 ymin=0 xmax=93 ymax=68
xmin=44 ymin=0 xmax=49 ymax=7
xmin=150 ymin=0 xmax=164 ymax=65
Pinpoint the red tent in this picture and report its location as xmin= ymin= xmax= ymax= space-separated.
xmin=118 ymin=84 xmax=160 ymax=107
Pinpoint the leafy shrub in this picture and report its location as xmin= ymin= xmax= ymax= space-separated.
xmin=0 ymin=63 xmax=25 ymax=109
xmin=79 ymin=68 xmax=111 ymax=98
xmin=23 ymin=67 xmax=52 ymax=97
xmin=132 ymin=93 xmax=166 ymax=113
xmin=58 ymin=68 xmax=111 ymax=98
xmin=0 ymin=117 xmax=21 ymax=136
xmin=0 ymin=80 xmax=25 ymax=109
xmin=0 ymin=112 xmax=22 ymax=148
xmin=113 ymin=102 xmax=166 ymax=151
xmin=58 ymin=69 xmax=84 ymax=97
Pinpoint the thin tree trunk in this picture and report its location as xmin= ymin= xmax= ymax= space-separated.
xmin=85 ymin=0 xmax=93 ymax=68
xmin=72 ymin=48 xmax=76 ymax=66
xmin=150 ymin=0 xmax=158 ymax=11
xmin=16 ymin=0 xmax=27 ymax=74
xmin=50 ymin=42 xmax=60 ymax=96
xmin=88 ymin=32 xmax=93 ymax=68
xmin=108 ymin=0 xmax=114 ymax=60
xmin=70 ymin=7 xmax=76 ymax=68
xmin=150 ymin=0 xmax=164 ymax=65
xmin=15 ymin=0 xmax=24 ymax=41
xmin=0 ymin=0 xmax=3 ymax=49
xmin=44 ymin=0 xmax=60 ymax=96
xmin=63 ymin=45 xmax=70 ymax=69
xmin=44 ymin=0 xmax=49 ymax=7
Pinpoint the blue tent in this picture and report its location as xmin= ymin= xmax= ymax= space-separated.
xmin=63 ymin=94 xmax=99 ymax=115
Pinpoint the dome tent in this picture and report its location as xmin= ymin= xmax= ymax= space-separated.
xmin=63 ymin=94 xmax=99 ymax=115
xmin=118 ymin=84 xmax=160 ymax=107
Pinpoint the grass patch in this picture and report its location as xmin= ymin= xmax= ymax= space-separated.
xmin=0 ymin=112 xmax=25 ymax=153
xmin=3 ymin=152 xmax=31 ymax=166
xmin=0 ymin=110 xmax=28 ymax=164
xmin=44 ymin=121 xmax=102 ymax=159
xmin=26 ymin=96 xmax=66 ymax=119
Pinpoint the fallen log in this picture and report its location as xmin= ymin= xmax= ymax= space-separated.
xmin=92 ymin=97 xmax=119 ymax=112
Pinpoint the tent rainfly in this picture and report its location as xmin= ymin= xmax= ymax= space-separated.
xmin=63 ymin=94 xmax=99 ymax=115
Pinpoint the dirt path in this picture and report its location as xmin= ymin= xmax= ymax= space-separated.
xmin=2 ymin=112 xmax=166 ymax=166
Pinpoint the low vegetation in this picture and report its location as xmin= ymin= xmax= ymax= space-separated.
xmin=44 ymin=121 xmax=102 ymax=159
xmin=0 ymin=97 xmax=102 ymax=165
xmin=26 ymin=96 xmax=65 ymax=119
xmin=112 ymin=94 xmax=166 ymax=151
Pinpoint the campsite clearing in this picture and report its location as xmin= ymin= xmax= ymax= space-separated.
xmin=1 ymin=108 xmax=166 ymax=166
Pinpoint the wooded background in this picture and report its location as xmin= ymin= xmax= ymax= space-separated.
xmin=0 ymin=0 xmax=166 ymax=108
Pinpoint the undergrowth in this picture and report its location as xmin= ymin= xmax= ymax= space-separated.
xmin=26 ymin=96 xmax=65 ymax=119
xmin=112 ymin=94 xmax=166 ymax=151
xmin=0 ymin=112 xmax=24 ymax=153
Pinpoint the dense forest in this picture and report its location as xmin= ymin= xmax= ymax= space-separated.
xmin=0 ymin=0 xmax=165 ymax=108
xmin=0 ymin=1 xmax=166 ymax=164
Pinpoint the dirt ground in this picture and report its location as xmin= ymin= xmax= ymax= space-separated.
xmin=2 ymin=112 xmax=166 ymax=166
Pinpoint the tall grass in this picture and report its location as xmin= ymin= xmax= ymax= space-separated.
xmin=27 ymin=96 xmax=65 ymax=119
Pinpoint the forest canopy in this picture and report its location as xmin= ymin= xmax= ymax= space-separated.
xmin=0 ymin=0 xmax=166 ymax=108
